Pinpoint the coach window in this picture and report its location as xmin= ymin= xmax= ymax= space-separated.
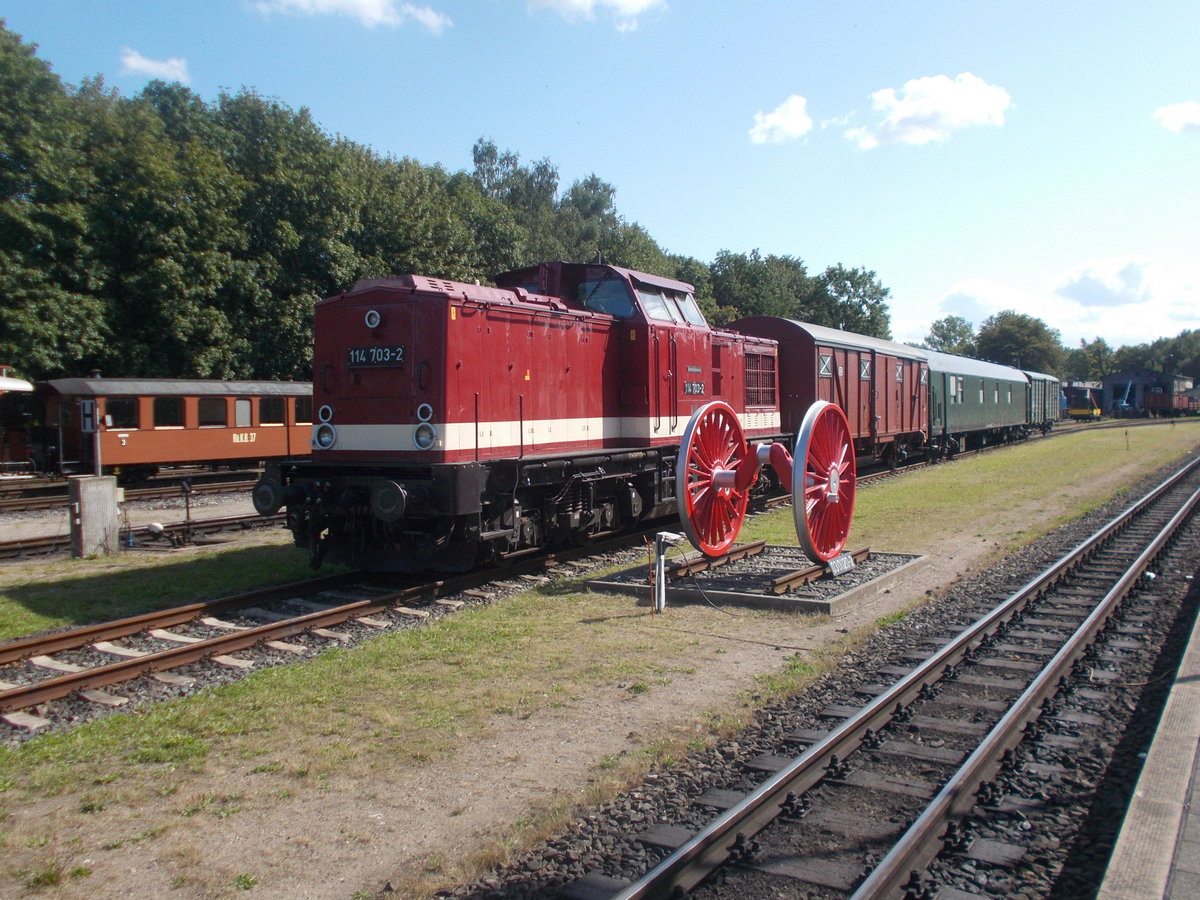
xmin=994 ymin=382 xmax=1000 ymax=403
xmin=979 ymin=380 xmax=985 ymax=404
xmin=154 ymin=396 xmax=184 ymax=428
xmin=105 ymin=397 xmax=138 ymax=429
xmin=260 ymin=397 xmax=285 ymax=425
xmin=235 ymin=399 xmax=251 ymax=428
xmin=199 ymin=397 xmax=226 ymax=427
xmin=295 ymin=396 xmax=313 ymax=424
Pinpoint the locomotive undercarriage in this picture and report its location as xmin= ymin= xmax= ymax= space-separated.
xmin=261 ymin=447 xmax=684 ymax=572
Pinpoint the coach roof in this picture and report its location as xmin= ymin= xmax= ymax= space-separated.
xmin=42 ymin=378 xmax=312 ymax=397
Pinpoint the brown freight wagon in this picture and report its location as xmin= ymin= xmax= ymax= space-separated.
xmin=729 ymin=317 xmax=929 ymax=466
xmin=39 ymin=377 xmax=312 ymax=479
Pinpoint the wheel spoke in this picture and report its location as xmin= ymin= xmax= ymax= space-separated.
xmin=793 ymin=401 xmax=857 ymax=562
xmin=677 ymin=401 xmax=751 ymax=557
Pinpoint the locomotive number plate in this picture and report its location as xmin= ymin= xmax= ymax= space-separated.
xmin=348 ymin=345 xmax=406 ymax=367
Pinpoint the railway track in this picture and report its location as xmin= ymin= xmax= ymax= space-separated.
xmin=0 ymin=513 xmax=282 ymax=561
xmin=0 ymin=568 xmax=465 ymax=735
xmin=0 ymin=526 xmax=701 ymax=738
xmin=556 ymin=457 xmax=1200 ymax=899
xmin=0 ymin=473 xmax=257 ymax=513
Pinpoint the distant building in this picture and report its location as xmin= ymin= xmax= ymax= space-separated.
xmin=1100 ymin=369 xmax=1194 ymax=416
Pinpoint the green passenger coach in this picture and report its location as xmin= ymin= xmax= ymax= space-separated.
xmin=925 ymin=349 xmax=1032 ymax=456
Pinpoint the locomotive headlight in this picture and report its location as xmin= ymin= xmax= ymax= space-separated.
xmin=364 ymin=309 xmax=382 ymax=329
xmin=313 ymin=423 xmax=337 ymax=450
xmin=416 ymin=403 xmax=434 ymax=422
xmin=413 ymin=422 xmax=437 ymax=450
xmin=318 ymin=404 xmax=334 ymax=423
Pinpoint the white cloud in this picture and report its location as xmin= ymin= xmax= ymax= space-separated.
xmin=1153 ymin=101 xmax=1200 ymax=134
xmin=528 ymin=0 xmax=665 ymax=29
xmin=256 ymin=0 xmax=452 ymax=33
xmin=749 ymin=94 xmax=814 ymax=145
xmin=847 ymin=72 xmax=1011 ymax=150
xmin=120 ymin=48 xmax=190 ymax=83
xmin=1056 ymin=258 xmax=1152 ymax=308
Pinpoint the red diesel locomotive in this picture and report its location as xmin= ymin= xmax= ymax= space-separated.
xmin=255 ymin=261 xmax=813 ymax=571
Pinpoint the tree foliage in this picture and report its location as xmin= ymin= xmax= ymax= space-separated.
xmin=924 ymin=315 xmax=977 ymax=357
xmin=975 ymin=311 xmax=1064 ymax=374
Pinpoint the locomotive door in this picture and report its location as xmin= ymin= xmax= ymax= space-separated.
xmin=649 ymin=324 xmax=708 ymax=437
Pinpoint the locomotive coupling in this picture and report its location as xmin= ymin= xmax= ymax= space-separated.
xmin=252 ymin=476 xmax=307 ymax=516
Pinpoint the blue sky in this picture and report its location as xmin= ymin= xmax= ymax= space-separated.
xmin=6 ymin=0 xmax=1198 ymax=350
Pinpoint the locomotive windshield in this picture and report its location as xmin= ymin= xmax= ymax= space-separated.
xmin=636 ymin=286 xmax=706 ymax=326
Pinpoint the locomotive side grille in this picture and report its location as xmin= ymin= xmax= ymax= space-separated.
xmin=744 ymin=352 xmax=777 ymax=407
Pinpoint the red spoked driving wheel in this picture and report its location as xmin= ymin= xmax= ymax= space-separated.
xmin=792 ymin=400 xmax=856 ymax=563
xmin=677 ymin=401 xmax=752 ymax=557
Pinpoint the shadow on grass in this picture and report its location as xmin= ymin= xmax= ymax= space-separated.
xmin=0 ymin=541 xmax=345 ymax=641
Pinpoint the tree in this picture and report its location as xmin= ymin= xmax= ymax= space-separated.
xmin=1063 ymin=337 xmax=1114 ymax=382
xmin=924 ymin=315 xmax=977 ymax=357
xmin=214 ymin=90 xmax=363 ymax=378
xmin=709 ymin=250 xmax=812 ymax=320
xmin=810 ymin=264 xmax=891 ymax=338
xmin=76 ymin=79 xmax=246 ymax=377
xmin=975 ymin=310 xmax=1064 ymax=374
xmin=0 ymin=23 xmax=104 ymax=377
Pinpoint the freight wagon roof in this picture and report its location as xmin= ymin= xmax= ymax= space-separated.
xmin=41 ymin=378 xmax=313 ymax=397
xmin=1023 ymin=369 xmax=1059 ymax=383
xmin=732 ymin=317 xmax=928 ymax=361
xmin=923 ymin=349 xmax=1026 ymax=381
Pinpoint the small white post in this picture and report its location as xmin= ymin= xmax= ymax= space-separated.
xmin=654 ymin=532 xmax=686 ymax=613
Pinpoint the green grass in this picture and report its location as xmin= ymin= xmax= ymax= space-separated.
xmin=0 ymin=535 xmax=339 ymax=643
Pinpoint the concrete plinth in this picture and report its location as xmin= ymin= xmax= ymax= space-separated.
xmin=69 ymin=475 xmax=119 ymax=558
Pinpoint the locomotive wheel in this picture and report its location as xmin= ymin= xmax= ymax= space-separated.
xmin=677 ymin=401 xmax=752 ymax=557
xmin=792 ymin=400 xmax=856 ymax=563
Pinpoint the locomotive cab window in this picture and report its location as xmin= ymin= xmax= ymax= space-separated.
xmin=154 ymin=396 xmax=184 ymax=428
xmin=105 ymin=397 xmax=138 ymax=429
xmin=636 ymin=287 xmax=707 ymax=327
xmin=260 ymin=397 xmax=285 ymax=425
xmin=199 ymin=397 xmax=226 ymax=427
xmin=577 ymin=275 xmax=635 ymax=318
